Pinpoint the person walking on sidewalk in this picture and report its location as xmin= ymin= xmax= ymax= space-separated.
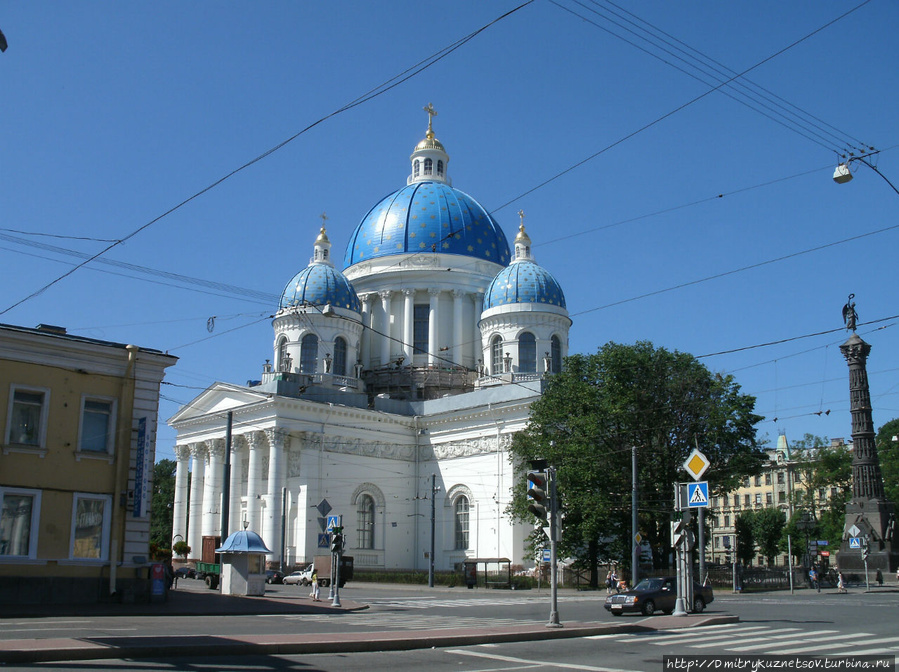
xmin=310 ymin=568 xmax=321 ymax=601
xmin=876 ymin=568 xmax=883 ymax=587
xmin=809 ymin=566 xmax=820 ymax=593
xmin=837 ymin=572 xmax=847 ymax=594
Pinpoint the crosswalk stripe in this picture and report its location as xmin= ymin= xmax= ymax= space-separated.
xmin=726 ymin=631 xmax=851 ymax=652
xmin=779 ymin=636 xmax=899 ymax=655
xmin=640 ymin=626 xmax=773 ymax=644
xmin=688 ymin=629 xmax=811 ymax=649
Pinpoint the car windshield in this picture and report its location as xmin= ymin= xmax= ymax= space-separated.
xmin=633 ymin=578 xmax=664 ymax=591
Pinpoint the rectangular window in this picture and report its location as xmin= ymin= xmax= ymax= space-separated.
xmin=724 ymin=515 xmax=730 ymax=527
xmin=733 ymin=495 xmax=739 ymax=508
xmin=754 ymin=476 xmax=761 ymax=487
xmin=778 ymin=491 xmax=786 ymax=503
xmin=765 ymin=473 xmax=772 ymax=485
xmin=6 ymin=386 xmax=49 ymax=447
xmin=71 ymin=494 xmax=111 ymax=561
xmin=0 ymin=488 xmax=40 ymax=558
xmin=777 ymin=472 xmax=785 ymax=484
xmin=755 ymin=493 xmax=762 ymax=505
xmin=818 ymin=488 xmax=826 ymax=501
xmin=79 ymin=398 xmax=115 ymax=454
xmin=413 ymin=304 xmax=429 ymax=354
xmin=715 ymin=537 xmax=720 ymax=549
xmin=766 ymin=493 xmax=773 ymax=504
xmin=744 ymin=494 xmax=750 ymax=506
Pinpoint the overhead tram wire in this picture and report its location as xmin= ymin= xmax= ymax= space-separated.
xmin=493 ymin=0 xmax=876 ymax=213
xmin=0 ymin=1 xmax=535 ymax=318
xmin=567 ymin=0 xmax=873 ymax=155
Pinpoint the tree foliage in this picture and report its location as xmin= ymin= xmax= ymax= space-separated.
xmin=507 ymin=341 xmax=764 ymax=587
xmin=151 ymin=459 xmax=176 ymax=550
xmin=734 ymin=513 xmax=756 ymax=566
xmin=748 ymin=507 xmax=787 ymax=565
xmin=875 ymin=418 xmax=899 ymax=507
xmin=788 ymin=434 xmax=851 ymax=547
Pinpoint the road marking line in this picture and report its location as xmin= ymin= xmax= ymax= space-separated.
xmin=778 ymin=636 xmax=899 ymax=654
xmin=446 ymin=649 xmax=633 ymax=672
xmin=641 ymin=626 xmax=773 ymax=644
xmin=730 ymin=632 xmax=868 ymax=652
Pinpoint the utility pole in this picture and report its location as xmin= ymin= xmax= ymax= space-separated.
xmin=631 ymin=446 xmax=639 ymax=586
xmin=547 ymin=466 xmax=562 ymax=628
xmin=220 ymin=411 xmax=232 ymax=539
xmin=429 ymin=473 xmax=439 ymax=588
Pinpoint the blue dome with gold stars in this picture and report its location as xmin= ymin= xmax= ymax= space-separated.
xmin=483 ymin=260 xmax=566 ymax=310
xmin=343 ymin=181 xmax=511 ymax=267
xmin=279 ymin=264 xmax=361 ymax=312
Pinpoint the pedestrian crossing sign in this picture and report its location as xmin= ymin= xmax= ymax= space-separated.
xmin=849 ymin=537 xmax=861 ymax=549
xmin=687 ymin=481 xmax=709 ymax=507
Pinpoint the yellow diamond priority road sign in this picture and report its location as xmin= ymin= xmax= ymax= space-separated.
xmin=683 ymin=449 xmax=710 ymax=481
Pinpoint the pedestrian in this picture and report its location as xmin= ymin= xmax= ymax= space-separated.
xmin=311 ymin=568 xmax=321 ymax=601
xmin=809 ymin=566 xmax=820 ymax=593
xmin=611 ymin=568 xmax=620 ymax=593
xmin=876 ymin=568 xmax=883 ymax=587
xmin=837 ymin=572 xmax=847 ymax=594
xmin=606 ymin=569 xmax=615 ymax=595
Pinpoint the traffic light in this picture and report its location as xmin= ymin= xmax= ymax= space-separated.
xmin=330 ymin=527 xmax=344 ymax=554
xmin=526 ymin=470 xmax=549 ymax=523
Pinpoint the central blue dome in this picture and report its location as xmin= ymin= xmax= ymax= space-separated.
xmin=343 ymin=181 xmax=511 ymax=267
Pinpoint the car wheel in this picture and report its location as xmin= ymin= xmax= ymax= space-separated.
xmin=693 ymin=597 xmax=705 ymax=613
xmin=301 ymin=579 xmax=309 ymax=586
xmin=641 ymin=600 xmax=656 ymax=616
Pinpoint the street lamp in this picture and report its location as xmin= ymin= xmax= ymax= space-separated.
xmin=795 ymin=510 xmax=817 ymax=568
xmin=833 ymin=149 xmax=899 ymax=196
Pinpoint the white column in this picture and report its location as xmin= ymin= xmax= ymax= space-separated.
xmin=403 ymin=289 xmax=415 ymax=363
xmin=452 ymin=290 xmax=465 ymax=366
xmin=262 ymin=429 xmax=289 ymax=560
xmin=360 ymin=294 xmax=372 ymax=369
xmin=379 ymin=290 xmax=393 ymax=367
xmin=245 ymin=431 xmax=264 ymax=533
xmin=228 ymin=435 xmax=246 ymax=536
xmin=172 ymin=445 xmax=190 ymax=549
xmin=187 ymin=443 xmax=206 ymax=560
xmin=202 ymin=439 xmax=224 ymax=538
xmin=472 ymin=292 xmax=483 ymax=369
xmin=428 ymin=288 xmax=440 ymax=366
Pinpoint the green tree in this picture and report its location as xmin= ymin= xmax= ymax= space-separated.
xmin=789 ymin=434 xmax=851 ymax=547
xmin=734 ymin=512 xmax=756 ymax=566
xmin=875 ymin=418 xmax=899 ymax=507
xmin=507 ymin=342 xmax=764 ymax=587
xmin=150 ymin=459 xmax=176 ymax=550
xmin=751 ymin=507 xmax=786 ymax=566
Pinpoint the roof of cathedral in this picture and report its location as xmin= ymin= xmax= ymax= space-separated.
xmin=343 ymin=181 xmax=511 ymax=267
xmin=483 ymin=257 xmax=566 ymax=310
xmin=279 ymin=263 xmax=361 ymax=312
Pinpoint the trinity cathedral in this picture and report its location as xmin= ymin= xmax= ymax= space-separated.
xmin=170 ymin=107 xmax=571 ymax=571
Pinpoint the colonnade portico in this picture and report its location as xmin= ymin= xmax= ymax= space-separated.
xmin=172 ymin=428 xmax=290 ymax=563
xmin=358 ymin=287 xmax=486 ymax=370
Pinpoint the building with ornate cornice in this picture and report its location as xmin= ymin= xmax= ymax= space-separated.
xmin=169 ymin=107 xmax=571 ymax=572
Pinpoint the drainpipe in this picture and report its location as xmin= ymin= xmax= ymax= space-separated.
xmin=110 ymin=344 xmax=139 ymax=596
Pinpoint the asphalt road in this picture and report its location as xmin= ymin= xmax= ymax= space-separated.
xmin=1 ymin=582 xmax=896 ymax=671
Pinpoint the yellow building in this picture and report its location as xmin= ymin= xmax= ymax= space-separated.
xmin=708 ymin=435 xmax=847 ymax=567
xmin=0 ymin=323 xmax=176 ymax=604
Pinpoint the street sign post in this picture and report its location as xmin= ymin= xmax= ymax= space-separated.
xmin=683 ymin=449 xmax=710 ymax=481
xmin=687 ymin=482 xmax=709 ymax=508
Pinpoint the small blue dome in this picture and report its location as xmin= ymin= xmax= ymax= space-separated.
xmin=483 ymin=260 xmax=566 ymax=310
xmin=215 ymin=530 xmax=271 ymax=554
xmin=279 ymin=264 xmax=361 ymax=312
xmin=343 ymin=181 xmax=511 ymax=267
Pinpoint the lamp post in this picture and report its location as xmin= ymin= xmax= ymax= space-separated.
xmin=795 ymin=510 xmax=816 ymax=569
xmin=833 ymin=149 xmax=899 ymax=196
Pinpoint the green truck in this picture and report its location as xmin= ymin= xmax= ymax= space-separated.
xmin=195 ymin=535 xmax=221 ymax=589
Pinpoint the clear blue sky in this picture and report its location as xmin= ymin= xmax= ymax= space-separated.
xmin=2 ymin=1 xmax=897 ymax=463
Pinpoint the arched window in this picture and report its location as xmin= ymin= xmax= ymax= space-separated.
xmin=300 ymin=334 xmax=318 ymax=373
xmin=491 ymin=336 xmax=503 ymax=375
xmin=551 ymin=335 xmax=562 ymax=374
xmin=277 ymin=338 xmax=291 ymax=372
xmin=413 ymin=160 xmax=420 ymax=178
xmin=333 ymin=337 xmax=347 ymax=376
xmin=437 ymin=160 xmax=444 ymax=176
xmin=454 ymin=496 xmax=470 ymax=550
xmin=519 ymin=332 xmax=536 ymax=373
xmin=424 ymin=158 xmax=433 ymax=175
xmin=357 ymin=494 xmax=374 ymax=549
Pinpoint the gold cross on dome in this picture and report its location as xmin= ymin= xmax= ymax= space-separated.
xmin=424 ymin=103 xmax=437 ymax=133
xmin=518 ymin=210 xmax=525 ymax=226
xmin=320 ymin=212 xmax=328 ymax=227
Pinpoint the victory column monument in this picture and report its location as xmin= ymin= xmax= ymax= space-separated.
xmin=837 ymin=295 xmax=898 ymax=573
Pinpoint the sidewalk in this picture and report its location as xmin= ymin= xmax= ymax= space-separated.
xmin=0 ymin=581 xmax=738 ymax=664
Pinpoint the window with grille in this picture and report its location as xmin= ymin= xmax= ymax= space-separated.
xmin=357 ymin=494 xmax=374 ymax=550
xmin=454 ymin=496 xmax=470 ymax=550
xmin=491 ymin=337 xmax=503 ymax=375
